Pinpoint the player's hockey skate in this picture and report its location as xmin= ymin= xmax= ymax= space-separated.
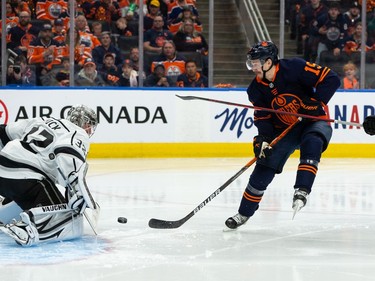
xmin=225 ymin=213 xmax=249 ymax=229
xmin=292 ymin=189 xmax=309 ymax=219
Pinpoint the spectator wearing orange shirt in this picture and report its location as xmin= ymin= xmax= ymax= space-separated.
xmin=0 ymin=2 xmax=19 ymax=37
xmin=36 ymin=0 xmax=68 ymax=21
xmin=341 ymin=62 xmax=359 ymax=89
xmin=75 ymin=15 xmax=101 ymax=49
xmin=150 ymin=40 xmax=186 ymax=83
xmin=27 ymin=24 xmax=63 ymax=66
xmin=27 ymin=23 xmax=64 ymax=84
xmin=58 ymin=27 xmax=93 ymax=67
xmin=13 ymin=0 xmax=32 ymax=16
xmin=59 ymin=1 xmax=84 ymax=30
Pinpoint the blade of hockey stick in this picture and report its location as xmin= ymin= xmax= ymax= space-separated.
xmin=176 ymin=95 xmax=363 ymax=127
xmin=148 ymin=118 xmax=301 ymax=229
xmin=148 ymin=159 xmax=256 ymax=229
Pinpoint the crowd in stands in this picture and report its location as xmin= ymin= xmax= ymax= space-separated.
xmin=2 ymin=0 xmax=209 ymax=88
xmin=287 ymin=0 xmax=375 ymax=88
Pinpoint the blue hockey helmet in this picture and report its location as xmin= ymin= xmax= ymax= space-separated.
xmin=246 ymin=41 xmax=279 ymax=69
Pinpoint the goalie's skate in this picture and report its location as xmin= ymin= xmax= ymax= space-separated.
xmin=225 ymin=213 xmax=249 ymax=229
xmin=292 ymin=189 xmax=309 ymax=219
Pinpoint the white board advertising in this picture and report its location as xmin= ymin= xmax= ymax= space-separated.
xmin=0 ymin=88 xmax=374 ymax=144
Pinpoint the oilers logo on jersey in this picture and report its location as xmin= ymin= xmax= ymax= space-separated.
xmin=166 ymin=65 xmax=182 ymax=77
xmin=271 ymin=94 xmax=302 ymax=125
xmin=48 ymin=4 xmax=63 ymax=18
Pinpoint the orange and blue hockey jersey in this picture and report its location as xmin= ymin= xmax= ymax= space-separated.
xmin=36 ymin=0 xmax=68 ymax=20
xmin=247 ymin=58 xmax=340 ymax=135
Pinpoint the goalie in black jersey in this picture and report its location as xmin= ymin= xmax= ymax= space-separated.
xmin=225 ymin=41 xmax=341 ymax=229
xmin=0 ymin=105 xmax=99 ymax=246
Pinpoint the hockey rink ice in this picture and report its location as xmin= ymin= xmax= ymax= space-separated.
xmin=1 ymin=157 xmax=375 ymax=281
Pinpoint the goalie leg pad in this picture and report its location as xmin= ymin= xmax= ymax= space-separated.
xmin=0 ymin=208 xmax=84 ymax=247
xmin=0 ymin=211 xmax=38 ymax=246
xmin=0 ymin=200 xmax=23 ymax=224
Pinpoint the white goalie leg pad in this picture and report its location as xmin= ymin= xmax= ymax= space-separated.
xmin=0 ymin=212 xmax=38 ymax=246
xmin=35 ymin=211 xmax=84 ymax=245
xmin=0 ymin=201 xmax=23 ymax=224
xmin=0 ymin=207 xmax=84 ymax=247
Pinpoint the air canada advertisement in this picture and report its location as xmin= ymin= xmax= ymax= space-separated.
xmin=0 ymin=89 xmax=373 ymax=143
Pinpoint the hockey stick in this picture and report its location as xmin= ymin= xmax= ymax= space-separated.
xmin=176 ymin=95 xmax=363 ymax=127
xmin=148 ymin=118 xmax=301 ymax=229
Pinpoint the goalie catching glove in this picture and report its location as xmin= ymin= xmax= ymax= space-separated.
xmin=363 ymin=115 xmax=375 ymax=136
xmin=253 ymin=135 xmax=272 ymax=158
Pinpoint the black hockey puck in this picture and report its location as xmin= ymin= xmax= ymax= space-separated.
xmin=117 ymin=217 xmax=127 ymax=224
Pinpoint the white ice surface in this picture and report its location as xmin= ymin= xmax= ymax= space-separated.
xmin=1 ymin=158 xmax=375 ymax=281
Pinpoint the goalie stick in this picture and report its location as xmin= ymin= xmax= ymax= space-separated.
xmin=176 ymin=95 xmax=364 ymax=127
xmin=148 ymin=118 xmax=301 ymax=229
